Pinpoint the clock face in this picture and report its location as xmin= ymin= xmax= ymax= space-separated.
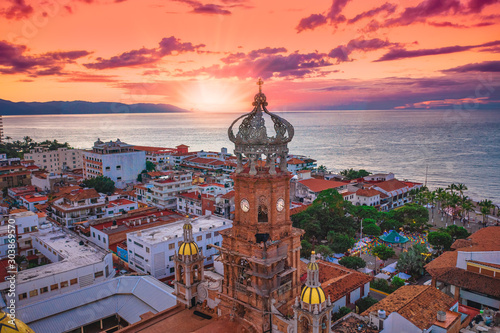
xmin=276 ymin=198 xmax=285 ymax=212
xmin=240 ymin=199 xmax=250 ymax=212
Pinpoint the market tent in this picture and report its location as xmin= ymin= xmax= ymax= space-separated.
xmin=396 ymin=272 xmax=411 ymax=280
xmin=374 ymin=273 xmax=390 ymax=280
xmin=381 ymin=262 xmax=398 ymax=274
xmin=379 ymin=230 xmax=409 ymax=244
xmin=358 ymin=267 xmax=373 ymax=274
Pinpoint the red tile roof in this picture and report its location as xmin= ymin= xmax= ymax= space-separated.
xmin=21 ymin=194 xmax=48 ymax=203
xmin=375 ymin=179 xmax=409 ymax=192
xmin=66 ymin=188 xmax=100 ymax=201
xmin=287 ymin=158 xmax=305 ymax=165
xmin=317 ymin=260 xmax=373 ymax=302
xmin=221 ymin=190 xmax=235 ymax=199
xmin=355 ymin=188 xmax=381 ymax=197
xmin=362 ymin=286 xmax=456 ymax=330
xmin=179 ymin=192 xmax=214 ymax=200
xmin=298 ymin=179 xmax=348 ymax=193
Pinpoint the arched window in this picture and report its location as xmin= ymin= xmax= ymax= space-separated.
xmin=258 ymin=204 xmax=268 ymax=222
xmin=193 ymin=265 xmax=199 ymax=282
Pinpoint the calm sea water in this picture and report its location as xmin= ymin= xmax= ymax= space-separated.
xmin=4 ymin=109 xmax=500 ymax=204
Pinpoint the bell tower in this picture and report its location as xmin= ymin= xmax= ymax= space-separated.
xmin=173 ymin=220 xmax=205 ymax=308
xmin=215 ymin=79 xmax=304 ymax=332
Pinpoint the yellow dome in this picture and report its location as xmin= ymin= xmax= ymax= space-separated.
xmin=300 ymin=286 xmax=326 ymax=305
xmin=306 ymin=261 xmax=318 ymax=270
xmin=183 ymin=223 xmax=193 ymax=230
xmin=0 ymin=312 xmax=34 ymax=333
xmin=178 ymin=241 xmax=199 ymax=256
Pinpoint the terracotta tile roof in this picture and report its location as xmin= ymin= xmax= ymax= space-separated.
xmin=375 ymin=179 xmax=409 ymax=193
xmin=317 ymin=260 xmax=373 ymax=302
xmin=298 ymin=179 xmax=348 ymax=193
xmin=450 ymin=226 xmax=500 ymax=252
xmin=221 ymin=190 xmax=235 ymax=199
xmin=331 ymin=313 xmax=380 ymax=333
xmin=66 ymin=188 xmax=100 ymax=201
xmin=355 ymin=188 xmax=381 ymax=197
xmin=179 ymin=191 xmax=214 ymax=200
xmin=435 ymin=267 xmax=500 ymax=298
xmin=21 ymin=194 xmax=48 ymax=203
xmin=287 ymin=158 xmax=305 ymax=165
xmin=362 ymin=285 xmax=456 ymax=330
xmin=425 ymin=251 xmax=457 ymax=277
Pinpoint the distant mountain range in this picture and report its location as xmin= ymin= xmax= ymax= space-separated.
xmin=0 ymin=99 xmax=188 ymax=115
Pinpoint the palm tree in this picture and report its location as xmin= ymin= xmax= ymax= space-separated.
xmin=446 ymin=183 xmax=457 ymax=194
xmin=435 ymin=188 xmax=446 ymax=214
xmin=478 ymin=199 xmax=494 ymax=227
xmin=455 ymin=183 xmax=468 ymax=199
xmin=461 ymin=198 xmax=474 ymax=225
xmin=448 ymin=193 xmax=461 ymax=224
xmin=426 ymin=191 xmax=437 ymax=224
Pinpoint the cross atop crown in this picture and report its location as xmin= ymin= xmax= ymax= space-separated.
xmin=257 ymin=78 xmax=264 ymax=93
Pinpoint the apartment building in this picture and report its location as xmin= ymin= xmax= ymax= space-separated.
xmin=10 ymin=211 xmax=40 ymax=257
xmin=50 ymin=188 xmax=106 ymax=227
xmin=126 ymin=215 xmax=232 ymax=279
xmin=148 ymin=172 xmax=193 ymax=209
xmin=177 ymin=191 xmax=215 ymax=217
xmin=24 ymin=147 xmax=83 ymax=173
xmin=83 ymin=138 xmax=146 ymax=188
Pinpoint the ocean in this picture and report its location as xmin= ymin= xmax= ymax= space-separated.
xmin=4 ymin=109 xmax=500 ymax=204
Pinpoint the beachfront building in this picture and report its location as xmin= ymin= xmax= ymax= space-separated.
xmin=126 ymin=215 xmax=231 ymax=279
xmin=362 ymin=285 xmax=464 ymax=333
xmin=83 ymin=138 xmax=146 ymax=188
xmin=373 ymin=179 xmax=422 ymax=210
xmin=50 ymin=188 xmax=106 ymax=227
xmin=24 ymin=147 xmax=83 ymax=173
xmin=0 ymin=226 xmax=114 ymax=307
xmin=291 ymin=174 xmax=348 ymax=204
xmin=148 ymin=171 xmax=193 ymax=209
xmin=341 ymin=187 xmax=382 ymax=207
xmin=363 ymin=172 xmax=395 ymax=182
xmin=425 ymin=226 xmax=500 ymax=311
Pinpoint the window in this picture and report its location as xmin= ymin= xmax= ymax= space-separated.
xmin=117 ymin=177 xmax=122 ymax=181
xmin=94 ymin=271 xmax=104 ymax=278
xmin=169 ymin=243 xmax=175 ymax=250
xmin=196 ymin=236 xmax=202 ymax=241
xmin=169 ymin=255 xmax=174 ymax=261
xmin=206 ymin=233 xmax=211 ymax=239
xmin=170 ymin=267 xmax=175 ymax=273
xmin=98 ymin=235 xmax=101 ymax=241
xmin=30 ymin=226 xmax=37 ymax=232
xmin=29 ymin=289 xmax=38 ymax=297
xmin=116 ymin=165 xmax=121 ymax=170
xmin=214 ymin=242 xmax=220 ymax=246
xmin=60 ymin=281 xmax=69 ymax=288
xmin=93 ymin=232 xmax=95 ymax=238
xmin=178 ymin=241 xmax=183 ymax=247
xmin=214 ymin=231 xmax=220 ymax=236
xmin=40 ymin=286 xmax=48 ymax=294
xmin=19 ymin=293 xmax=27 ymax=300
xmin=50 ymin=284 xmax=58 ymax=291
xmin=23 ymin=227 xmax=29 ymax=233
xmin=146 ymin=247 xmax=150 ymax=253
xmin=103 ymin=238 xmax=106 ymax=243
xmin=105 ymin=166 xmax=110 ymax=171
xmin=70 ymin=278 xmax=78 ymax=285
xmin=133 ymin=241 xmax=143 ymax=248
xmin=136 ymin=253 xmax=144 ymax=260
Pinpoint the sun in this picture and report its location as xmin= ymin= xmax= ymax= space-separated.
xmin=177 ymin=79 xmax=253 ymax=112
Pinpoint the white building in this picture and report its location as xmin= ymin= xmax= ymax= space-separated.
xmin=0 ymin=226 xmax=114 ymax=307
xmin=20 ymin=194 xmax=48 ymax=212
xmin=363 ymin=172 xmax=395 ymax=182
xmin=148 ymin=172 xmax=193 ymax=209
xmin=50 ymin=188 xmax=106 ymax=227
xmin=126 ymin=215 xmax=232 ymax=279
xmin=16 ymin=276 xmax=177 ymax=333
xmin=291 ymin=177 xmax=348 ymax=204
xmin=83 ymin=138 xmax=146 ymax=188
xmin=104 ymin=198 xmax=138 ymax=217
xmin=177 ymin=191 xmax=215 ymax=217
xmin=341 ymin=188 xmax=382 ymax=207
xmin=10 ymin=211 xmax=40 ymax=257
xmin=24 ymin=147 xmax=83 ymax=173
xmin=0 ymin=224 xmax=10 ymax=259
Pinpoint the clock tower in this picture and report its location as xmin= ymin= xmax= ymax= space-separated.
xmin=215 ymin=79 xmax=304 ymax=332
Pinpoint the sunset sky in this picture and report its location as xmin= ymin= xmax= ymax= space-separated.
xmin=1 ymin=0 xmax=499 ymax=111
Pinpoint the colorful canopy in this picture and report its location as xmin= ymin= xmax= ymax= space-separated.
xmin=379 ymin=230 xmax=409 ymax=244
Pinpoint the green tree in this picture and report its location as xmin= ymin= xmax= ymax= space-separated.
xmin=372 ymin=244 xmax=395 ymax=271
xmin=363 ymin=223 xmax=381 ymax=236
xmin=396 ymin=244 xmax=429 ymax=277
xmin=339 ymin=169 xmax=371 ymax=180
xmin=332 ymin=306 xmax=352 ymax=321
xmin=379 ymin=219 xmax=403 ymax=233
xmin=327 ymin=233 xmax=355 ymax=254
xmin=428 ymin=231 xmax=453 ymax=253
xmin=478 ymin=199 xmax=494 ymax=226
xmin=390 ymin=203 xmax=430 ymax=232
xmin=443 ymin=225 xmax=470 ymax=241
xmin=391 ymin=276 xmax=405 ymax=289
xmin=339 ymin=256 xmax=366 ymax=270
xmin=315 ymin=244 xmax=333 ymax=258
xmin=82 ymin=176 xmax=116 ymax=194
xmin=146 ymin=161 xmax=156 ymax=172
xmin=355 ymin=296 xmax=378 ymax=313
xmin=300 ymin=240 xmax=312 ymax=258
